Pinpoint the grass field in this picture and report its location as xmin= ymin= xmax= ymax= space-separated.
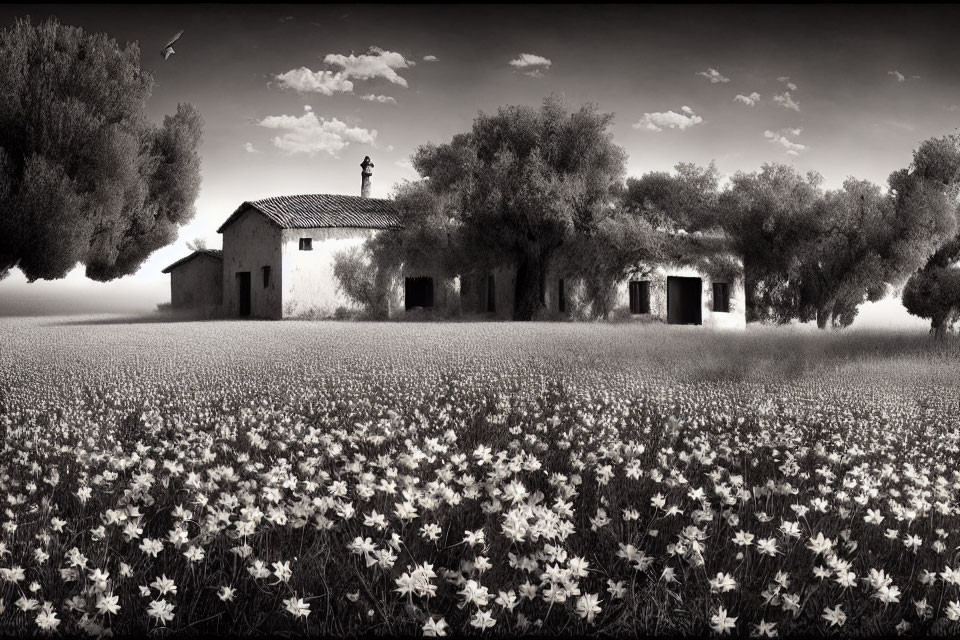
xmin=1 ymin=316 xmax=959 ymax=637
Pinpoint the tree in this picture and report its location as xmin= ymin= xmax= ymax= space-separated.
xmin=331 ymin=245 xmax=392 ymax=318
xmin=622 ymin=162 xmax=721 ymax=231
xmin=408 ymin=94 xmax=627 ymax=320
xmin=713 ymin=164 xmax=824 ymax=323
xmin=557 ymin=213 xmax=665 ymax=319
xmin=368 ymin=179 xmax=464 ymax=279
xmin=789 ymin=179 xmax=891 ymax=328
xmin=186 ymin=237 xmax=208 ymax=252
xmin=902 ymin=237 xmax=960 ymax=337
xmin=0 ymin=18 xmax=203 ymax=283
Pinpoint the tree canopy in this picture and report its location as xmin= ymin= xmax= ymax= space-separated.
xmin=346 ymin=92 xmax=960 ymax=328
xmin=902 ymin=237 xmax=960 ymax=336
xmin=407 ymin=94 xmax=628 ymax=320
xmin=630 ymin=134 xmax=960 ymax=327
xmin=0 ymin=18 xmax=203 ymax=283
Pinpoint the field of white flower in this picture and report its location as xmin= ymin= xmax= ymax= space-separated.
xmin=0 ymin=316 xmax=959 ymax=637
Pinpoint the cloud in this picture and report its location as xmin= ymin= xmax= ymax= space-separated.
xmin=764 ymin=128 xmax=806 ymax=156
xmin=888 ymin=70 xmax=920 ymax=82
xmin=509 ymin=53 xmax=552 ymax=77
xmin=257 ymin=105 xmax=376 ymax=155
xmin=733 ymin=92 xmax=761 ymax=106
xmin=396 ymin=158 xmax=415 ymax=171
xmin=697 ymin=68 xmax=730 ymax=83
xmin=360 ymin=94 xmax=397 ymax=104
xmin=422 ymin=55 xmax=438 ymax=62
xmin=773 ymin=91 xmax=800 ymax=112
xmin=777 ymin=76 xmax=798 ymax=91
xmin=323 ymin=46 xmax=413 ymax=87
xmin=275 ymin=67 xmax=354 ymax=95
xmin=243 ymin=142 xmax=259 ymax=154
xmin=633 ymin=106 xmax=703 ymax=132
xmin=275 ymin=46 xmax=413 ymax=94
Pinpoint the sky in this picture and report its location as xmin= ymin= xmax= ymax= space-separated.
xmin=0 ymin=4 xmax=957 ymax=327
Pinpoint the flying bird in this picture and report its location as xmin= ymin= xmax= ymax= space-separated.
xmin=161 ymin=30 xmax=184 ymax=60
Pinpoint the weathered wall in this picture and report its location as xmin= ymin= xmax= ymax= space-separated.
xmin=385 ymin=271 xmax=462 ymax=318
xmin=611 ymin=263 xmax=746 ymax=329
xmin=280 ymin=227 xmax=381 ymax=318
xmin=459 ymin=268 xmax=516 ymax=319
xmin=169 ymin=256 xmax=222 ymax=310
xmin=222 ymin=209 xmax=283 ymax=319
xmin=480 ymin=260 xmax=745 ymax=328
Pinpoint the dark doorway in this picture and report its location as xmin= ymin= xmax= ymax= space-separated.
xmin=667 ymin=276 xmax=702 ymax=325
xmin=558 ymin=278 xmax=566 ymax=313
xmin=405 ymin=276 xmax=435 ymax=310
xmin=237 ymin=272 xmax=251 ymax=317
xmin=486 ymin=274 xmax=496 ymax=313
xmin=629 ymin=281 xmax=650 ymax=314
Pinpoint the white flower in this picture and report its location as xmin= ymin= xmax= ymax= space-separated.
xmin=709 ymin=572 xmax=737 ymax=593
xmin=272 ymin=560 xmax=293 ymax=583
xmin=96 ymin=593 xmax=120 ymax=616
xmin=575 ymin=593 xmax=602 ymax=623
xmin=146 ymin=599 xmax=176 ymax=625
xmin=458 ymin=579 xmax=491 ymax=608
xmin=710 ymin=606 xmax=737 ymax=635
xmin=283 ymin=596 xmax=310 ymax=619
xmin=423 ymin=617 xmax=448 ymax=636
xmin=470 ymin=609 xmax=496 ymax=630
xmin=822 ymin=604 xmax=846 ymax=627
xmin=150 ymin=574 xmax=177 ymax=596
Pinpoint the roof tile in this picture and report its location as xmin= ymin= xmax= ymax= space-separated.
xmin=217 ymin=194 xmax=400 ymax=233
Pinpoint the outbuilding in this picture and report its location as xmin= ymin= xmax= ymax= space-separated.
xmin=160 ymin=249 xmax=223 ymax=311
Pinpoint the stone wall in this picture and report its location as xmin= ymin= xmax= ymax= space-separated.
xmin=280 ymin=227 xmax=381 ymax=318
xmin=169 ymin=255 xmax=222 ymax=310
xmin=611 ymin=263 xmax=747 ymax=329
xmin=221 ymin=209 xmax=283 ymax=319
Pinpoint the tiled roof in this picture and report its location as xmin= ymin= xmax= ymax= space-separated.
xmin=161 ymin=249 xmax=223 ymax=273
xmin=216 ymin=194 xmax=400 ymax=233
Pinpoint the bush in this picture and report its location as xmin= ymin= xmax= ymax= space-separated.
xmin=332 ymin=246 xmax=393 ymax=319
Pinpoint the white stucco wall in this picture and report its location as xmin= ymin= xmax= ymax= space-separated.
xmin=280 ymin=227 xmax=381 ymax=318
xmin=221 ymin=209 xmax=283 ymax=319
xmin=612 ymin=263 xmax=746 ymax=329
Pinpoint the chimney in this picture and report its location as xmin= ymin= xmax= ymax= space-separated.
xmin=360 ymin=156 xmax=374 ymax=198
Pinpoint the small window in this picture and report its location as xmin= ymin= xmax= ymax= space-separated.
xmin=262 ymin=265 xmax=271 ymax=288
xmin=713 ymin=282 xmax=730 ymax=313
xmin=629 ymin=281 xmax=650 ymax=314
xmin=299 ymin=238 xmax=313 ymax=251
xmin=558 ymin=278 xmax=566 ymax=313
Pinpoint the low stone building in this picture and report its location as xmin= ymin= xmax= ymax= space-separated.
xmin=215 ymin=192 xmax=399 ymax=319
xmin=162 ymin=156 xmax=745 ymax=327
xmin=461 ymin=240 xmax=746 ymax=328
xmin=160 ymin=249 xmax=223 ymax=311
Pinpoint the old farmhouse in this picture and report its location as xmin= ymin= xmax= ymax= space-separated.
xmin=162 ymin=156 xmax=746 ymax=328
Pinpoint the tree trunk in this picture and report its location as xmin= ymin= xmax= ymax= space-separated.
xmin=932 ymin=319 xmax=947 ymax=340
xmin=513 ymin=249 xmax=549 ymax=321
xmin=743 ymin=272 xmax=760 ymax=323
xmin=816 ymin=308 xmax=832 ymax=330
